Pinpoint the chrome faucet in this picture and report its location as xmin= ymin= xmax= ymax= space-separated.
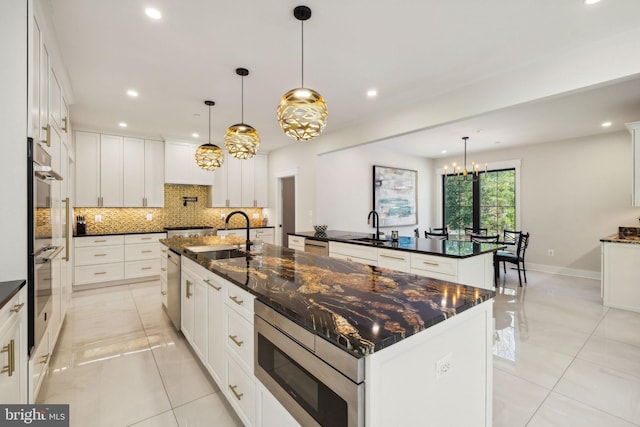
xmin=367 ymin=210 xmax=382 ymax=240
xmin=225 ymin=210 xmax=252 ymax=252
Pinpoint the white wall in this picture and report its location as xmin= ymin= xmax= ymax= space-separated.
xmin=0 ymin=0 xmax=28 ymax=281
xmin=316 ymin=145 xmax=433 ymax=236
xmin=436 ymin=131 xmax=640 ymax=277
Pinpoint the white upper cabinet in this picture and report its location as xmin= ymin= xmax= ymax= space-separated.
xmin=123 ymin=137 xmax=145 ymax=207
xmin=210 ymin=154 xmax=268 ymax=208
xmin=253 ymin=154 xmax=268 ymax=207
xmin=38 ymin=30 xmax=50 ymax=147
xmin=227 ymin=156 xmax=242 ymax=207
xmin=144 ymin=140 xmax=165 ymax=207
xmin=164 ymin=141 xmax=215 ymax=186
xmin=241 ymin=157 xmax=255 ymax=207
xmin=627 ymin=121 xmax=640 ymax=207
xmin=30 ymin=16 xmax=41 ymax=140
xmin=49 ymin=69 xmax=61 ymax=129
xmin=75 ymin=131 xmax=124 ymax=207
xmin=212 ymin=160 xmax=228 ymax=207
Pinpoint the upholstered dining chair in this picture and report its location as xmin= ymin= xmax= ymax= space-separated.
xmin=496 ymin=232 xmax=530 ymax=286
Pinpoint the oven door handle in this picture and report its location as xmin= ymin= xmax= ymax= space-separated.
xmin=38 ymin=246 xmax=64 ymax=263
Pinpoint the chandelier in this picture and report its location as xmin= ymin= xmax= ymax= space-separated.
xmin=444 ymin=137 xmax=486 ymax=181
xmin=224 ymin=68 xmax=260 ymax=159
xmin=195 ymin=100 xmax=224 ymax=171
xmin=276 ymin=5 xmax=328 ymax=142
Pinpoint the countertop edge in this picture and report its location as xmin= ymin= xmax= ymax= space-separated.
xmin=75 ymin=226 xmax=275 ymax=238
xmin=600 ymin=234 xmax=640 ymax=244
xmin=0 ymin=280 xmax=27 ymax=310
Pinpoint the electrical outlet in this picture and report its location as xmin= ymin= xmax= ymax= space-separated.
xmin=436 ymin=354 xmax=452 ymax=379
xmin=548 ymin=249 xmax=555 ymax=256
xmin=146 ymin=214 xmax=153 ymax=221
xmin=220 ymin=213 xmax=225 ymax=219
xmin=252 ymin=213 xmax=259 ymax=219
xmin=95 ymin=215 xmax=102 ymax=223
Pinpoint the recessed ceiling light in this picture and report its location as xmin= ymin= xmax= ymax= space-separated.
xmin=127 ymin=89 xmax=139 ymax=98
xmin=367 ymin=89 xmax=378 ymax=98
xmin=145 ymin=8 xmax=162 ymax=20
xmin=441 ymin=150 xmax=447 ymax=154
xmin=601 ymin=121 xmax=612 ymax=127
xmin=119 ymin=122 xmax=127 ymax=128
xmin=477 ymin=129 xmax=484 ymax=133
xmin=584 ymin=0 xmax=601 ymax=5
xmin=192 ymin=133 xmax=199 ymax=138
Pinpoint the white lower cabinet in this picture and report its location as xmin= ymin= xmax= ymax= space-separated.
xmin=377 ymin=248 xmax=410 ymax=272
xmin=206 ymin=272 xmax=226 ymax=386
xmin=29 ymin=329 xmax=49 ymax=403
xmin=288 ymin=235 xmax=305 ymax=252
xmin=226 ymin=355 xmax=255 ymax=426
xmin=329 ymin=241 xmax=378 ymax=266
xmin=0 ymin=287 xmax=28 ymax=404
xmin=256 ymin=380 xmax=300 ymax=427
xmin=160 ymin=246 xmax=168 ymax=308
xmin=252 ymin=228 xmax=274 ymax=245
xmin=602 ymin=241 xmax=640 ymax=312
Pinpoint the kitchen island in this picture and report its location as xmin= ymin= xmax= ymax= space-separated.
xmin=162 ymin=237 xmax=494 ymax=427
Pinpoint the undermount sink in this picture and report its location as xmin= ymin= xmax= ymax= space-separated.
xmin=185 ymin=245 xmax=247 ymax=260
xmin=352 ymin=237 xmax=389 ymax=244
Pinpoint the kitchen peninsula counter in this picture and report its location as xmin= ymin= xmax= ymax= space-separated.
xmin=177 ymin=240 xmax=494 ymax=357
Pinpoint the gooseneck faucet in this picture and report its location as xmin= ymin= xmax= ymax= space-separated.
xmin=225 ymin=210 xmax=252 ymax=252
xmin=367 ymin=210 xmax=381 ymax=240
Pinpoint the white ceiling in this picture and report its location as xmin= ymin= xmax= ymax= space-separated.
xmin=46 ymin=0 xmax=640 ymax=156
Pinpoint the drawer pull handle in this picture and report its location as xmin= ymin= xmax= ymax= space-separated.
xmin=229 ymin=335 xmax=244 ymax=347
xmin=161 ymin=268 xmax=167 ymax=272
xmin=380 ymin=254 xmax=405 ymax=261
xmin=161 ymin=250 xmax=167 ymax=253
xmin=228 ymin=385 xmax=243 ymax=401
xmin=186 ymin=280 xmax=193 ymax=298
xmin=94 ymin=240 xmax=107 ymax=243
xmin=39 ymin=353 xmax=50 ymax=365
xmin=229 ymin=295 xmax=244 ymax=305
xmin=141 ymin=267 xmax=152 ymax=270
xmin=161 ymin=291 xmax=167 ymax=295
xmin=204 ymin=279 xmax=222 ymax=291
xmin=141 ymin=237 xmax=152 ymax=240
xmin=423 ymin=261 xmax=439 ymax=266
xmin=94 ymin=272 xmax=107 ymax=275
xmin=10 ymin=303 xmax=25 ymax=313
xmin=346 ymin=257 xmax=353 ymax=262
xmin=94 ymin=254 xmax=107 ymax=257
xmin=1 ymin=340 xmax=14 ymax=376
xmin=141 ymin=250 xmax=153 ymax=253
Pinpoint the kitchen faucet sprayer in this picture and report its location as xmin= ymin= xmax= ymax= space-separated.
xmin=225 ymin=211 xmax=253 ymax=252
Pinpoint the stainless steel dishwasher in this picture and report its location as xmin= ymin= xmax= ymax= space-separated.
xmin=167 ymin=250 xmax=181 ymax=330
xmin=304 ymin=238 xmax=329 ymax=256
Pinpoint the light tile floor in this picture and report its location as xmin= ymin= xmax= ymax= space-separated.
xmin=39 ymin=271 xmax=640 ymax=426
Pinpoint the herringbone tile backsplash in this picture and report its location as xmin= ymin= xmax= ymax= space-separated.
xmin=73 ymin=184 xmax=265 ymax=235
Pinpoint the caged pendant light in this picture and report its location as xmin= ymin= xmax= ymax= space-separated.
xmin=195 ymin=100 xmax=224 ymax=171
xmin=443 ymin=137 xmax=487 ymax=182
xmin=276 ymin=5 xmax=328 ymax=142
xmin=224 ymin=68 xmax=260 ymax=159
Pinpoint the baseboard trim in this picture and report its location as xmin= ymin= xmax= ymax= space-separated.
xmin=524 ymin=263 xmax=600 ymax=280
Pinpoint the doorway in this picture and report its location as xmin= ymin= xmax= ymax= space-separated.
xmin=280 ymin=176 xmax=295 ymax=247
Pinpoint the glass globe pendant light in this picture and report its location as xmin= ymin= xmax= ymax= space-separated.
xmin=195 ymin=100 xmax=224 ymax=171
xmin=224 ymin=68 xmax=260 ymax=159
xmin=276 ymin=5 xmax=328 ymax=142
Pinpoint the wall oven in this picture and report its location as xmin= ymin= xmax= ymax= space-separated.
xmin=27 ymin=138 xmax=63 ymax=354
xmin=254 ymin=301 xmax=365 ymax=427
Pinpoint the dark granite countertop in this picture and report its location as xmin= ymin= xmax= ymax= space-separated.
xmin=290 ymin=230 xmax=503 ymax=258
xmin=170 ymin=237 xmax=494 ymax=358
xmin=0 ymin=280 xmax=26 ymax=310
xmin=74 ymin=226 xmax=275 ymax=238
xmin=600 ymin=227 xmax=640 ymax=244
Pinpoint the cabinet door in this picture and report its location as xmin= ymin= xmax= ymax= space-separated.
xmin=632 ymin=126 xmax=640 ymax=207
xmin=378 ymin=248 xmax=410 ymax=273
xmin=123 ymin=137 xmax=145 ymax=207
xmin=144 ymin=140 xmax=165 ymax=207
xmin=0 ymin=290 xmax=27 ymax=404
xmin=227 ymin=157 xmax=242 ymax=207
xmin=49 ymin=69 xmax=61 ymax=128
xmin=256 ymin=380 xmax=300 ymax=427
xmin=164 ymin=141 xmax=214 ymax=185
xmin=100 ymin=134 xmax=124 ymax=207
xmin=253 ymin=154 xmax=268 ymax=207
xmin=193 ymin=279 xmax=207 ymax=361
xmin=241 ymin=157 xmax=255 ymax=207
xmin=61 ymin=96 xmax=69 ymax=135
xmin=181 ymin=269 xmax=195 ymax=344
xmin=31 ymin=17 xmax=41 ymax=139
xmin=212 ymin=160 xmax=228 ymax=207
xmin=206 ymin=275 xmax=226 ymax=386
xmin=38 ymin=39 xmax=49 ymax=145
xmin=75 ymin=131 xmax=100 ymax=207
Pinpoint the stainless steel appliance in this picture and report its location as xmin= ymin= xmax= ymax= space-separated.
xmin=166 ymin=249 xmax=181 ymax=329
xmin=255 ymin=301 xmax=364 ymax=427
xmin=27 ymin=138 xmax=64 ymax=354
xmin=304 ymin=238 xmax=329 ymax=256
xmin=164 ymin=226 xmax=216 ymax=238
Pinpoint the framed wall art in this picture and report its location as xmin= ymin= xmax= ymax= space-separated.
xmin=372 ymin=165 xmax=417 ymax=227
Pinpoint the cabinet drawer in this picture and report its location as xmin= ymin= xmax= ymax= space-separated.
xmin=330 ymin=252 xmax=378 ymax=267
xmin=75 ymin=263 xmax=124 ymax=285
xmin=0 ymin=289 xmax=25 ymax=334
xmin=225 ymin=285 xmax=254 ymax=323
xmin=226 ymin=308 xmax=253 ymax=374
xmin=226 ymin=355 xmax=255 ymax=426
xmin=410 ymin=253 xmax=457 ymax=276
xmin=125 ymin=242 xmax=159 ymax=261
xmin=29 ymin=329 xmax=50 ymax=403
xmin=329 ymin=241 xmax=378 ymax=262
xmin=75 ymin=235 xmax=124 ymax=247
xmin=125 ymin=259 xmax=160 ymax=279
xmin=75 ymin=245 xmax=124 ymax=266
xmin=378 ymin=248 xmax=411 ymax=272
xmin=124 ymin=233 xmax=166 ymax=244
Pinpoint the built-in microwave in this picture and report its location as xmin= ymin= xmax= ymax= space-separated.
xmin=254 ymin=301 xmax=365 ymax=427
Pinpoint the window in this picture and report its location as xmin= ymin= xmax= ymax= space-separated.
xmin=443 ymin=168 xmax=516 ymax=239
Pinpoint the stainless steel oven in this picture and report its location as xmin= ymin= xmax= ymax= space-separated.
xmin=254 ymin=301 xmax=364 ymax=427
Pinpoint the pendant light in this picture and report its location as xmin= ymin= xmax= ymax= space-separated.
xmin=276 ymin=5 xmax=328 ymax=142
xmin=443 ymin=137 xmax=487 ymax=182
xmin=195 ymin=100 xmax=224 ymax=171
xmin=224 ymin=68 xmax=260 ymax=159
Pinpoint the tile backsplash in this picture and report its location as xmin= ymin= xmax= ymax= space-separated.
xmin=73 ymin=184 xmax=266 ymax=235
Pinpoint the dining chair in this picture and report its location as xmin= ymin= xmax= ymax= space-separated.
xmin=465 ymin=227 xmax=488 ymax=236
xmin=425 ymin=230 xmax=448 ymax=240
xmin=502 ymin=230 xmax=521 ymax=246
xmin=429 ymin=227 xmax=448 ymax=234
xmin=470 ymin=234 xmax=499 ymax=243
xmin=496 ymin=232 xmax=530 ymax=286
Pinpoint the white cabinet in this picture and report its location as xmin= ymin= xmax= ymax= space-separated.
xmin=206 ymin=272 xmax=226 ymax=386
xmin=329 ymin=241 xmax=378 ymax=265
xmin=602 ymin=242 xmax=640 ymax=312
xmin=627 ymin=121 xmax=640 ymax=206
xmin=288 ymin=235 xmax=306 ymax=252
xmin=124 ymin=138 xmax=165 ymax=207
xmin=181 ymin=258 xmax=207 ymax=361
xmin=160 ymin=245 xmax=168 ymax=308
xmin=30 ymin=16 xmax=41 ymax=139
xmin=252 ymin=228 xmax=274 ymax=245
xmin=164 ymin=141 xmax=215 ymax=185
xmin=0 ymin=286 xmax=28 ymax=404
xmin=256 ymin=380 xmax=300 ymax=427
xmin=49 ymin=68 xmax=61 ymax=129
xmin=211 ymin=154 xmax=268 ymax=207
xmin=75 ymin=132 xmax=124 ymax=207
xmin=181 ymin=266 xmax=195 ymax=344
xmin=377 ymin=248 xmax=410 ymax=272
